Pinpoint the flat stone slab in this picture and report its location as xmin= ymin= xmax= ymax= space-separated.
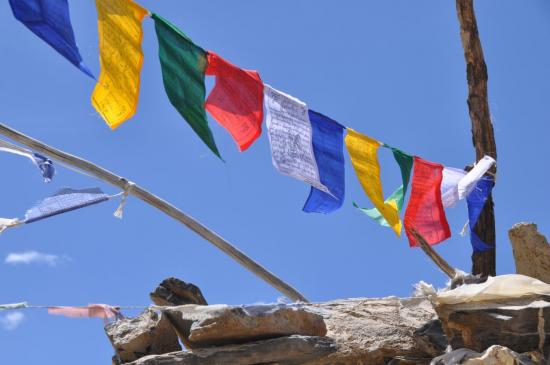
xmin=164 ymin=303 xmax=326 ymax=347
xmin=509 ymin=223 xmax=550 ymax=284
xmin=129 ymin=335 xmax=336 ymax=365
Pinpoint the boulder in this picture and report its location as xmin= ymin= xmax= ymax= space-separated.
xmin=129 ymin=335 xmax=336 ymax=365
xmin=508 ymin=223 xmax=550 ymax=284
xmin=150 ymin=278 xmax=207 ymax=306
xmin=431 ymin=345 xmax=542 ymax=365
xmin=105 ymin=309 xmax=181 ymax=364
xmin=164 ymin=303 xmax=326 ymax=347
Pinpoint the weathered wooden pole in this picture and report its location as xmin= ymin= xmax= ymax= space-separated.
xmin=409 ymin=229 xmax=456 ymax=279
xmin=0 ymin=122 xmax=309 ymax=303
xmin=456 ymin=0 xmax=497 ymax=277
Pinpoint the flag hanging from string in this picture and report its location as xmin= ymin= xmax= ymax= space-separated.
xmin=302 ymin=110 xmax=346 ymax=214
xmin=264 ymin=85 xmax=330 ymax=195
xmin=24 ymin=188 xmax=110 ymax=224
xmin=91 ymin=0 xmax=148 ymax=129
xmin=354 ymin=145 xmax=413 ymax=228
xmin=48 ymin=304 xmax=123 ymax=323
xmin=346 ymin=129 xmax=402 ymax=235
xmin=152 ymin=13 xmax=221 ymax=159
xmin=8 ymin=0 xmax=94 ymax=78
xmin=205 ymin=52 xmax=264 ymax=152
xmin=404 ymin=157 xmax=451 ymax=247
xmin=0 ymin=139 xmax=55 ymax=182
xmin=466 ymin=177 xmax=495 ymax=252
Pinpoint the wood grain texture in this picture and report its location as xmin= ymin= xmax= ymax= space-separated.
xmin=456 ymin=0 xmax=497 ymax=276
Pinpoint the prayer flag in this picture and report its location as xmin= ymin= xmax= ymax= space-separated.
xmin=354 ymin=145 xmax=413 ymax=227
xmin=440 ymin=155 xmax=495 ymax=208
xmin=24 ymin=188 xmax=110 ymax=224
xmin=48 ymin=304 xmax=122 ymax=323
xmin=0 ymin=139 xmax=55 ymax=182
xmin=441 ymin=167 xmax=467 ymax=208
xmin=264 ymin=85 xmax=329 ymax=194
xmin=345 ymin=129 xmax=402 ymax=235
xmin=303 ymin=110 xmax=345 ymax=214
xmin=9 ymin=0 xmax=94 ymax=78
xmin=205 ymin=52 xmax=264 ymax=152
xmin=152 ymin=14 xmax=221 ymax=158
xmin=0 ymin=302 xmax=28 ymax=311
xmin=404 ymin=157 xmax=451 ymax=247
xmin=91 ymin=0 xmax=148 ymax=129
xmin=466 ymin=177 xmax=495 ymax=252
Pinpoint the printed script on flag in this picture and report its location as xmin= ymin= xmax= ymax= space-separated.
xmin=264 ymin=85 xmax=329 ymax=194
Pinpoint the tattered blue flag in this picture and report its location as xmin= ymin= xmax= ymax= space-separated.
xmin=466 ymin=177 xmax=495 ymax=252
xmin=302 ymin=110 xmax=346 ymax=214
xmin=0 ymin=139 xmax=55 ymax=182
xmin=9 ymin=0 xmax=94 ymax=78
xmin=32 ymin=153 xmax=55 ymax=182
xmin=24 ymin=188 xmax=110 ymax=224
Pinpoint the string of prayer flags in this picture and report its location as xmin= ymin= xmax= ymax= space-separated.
xmin=302 ymin=110 xmax=346 ymax=214
xmin=264 ymin=85 xmax=331 ymax=195
xmin=48 ymin=304 xmax=123 ymax=324
xmin=0 ymin=139 xmax=55 ymax=182
xmin=466 ymin=177 xmax=495 ymax=252
xmin=404 ymin=157 xmax=451 ymax=247
xmin=345 ymin=130 xmax=402 ymax=235
xmin=205 ymin=52 xmax=264 ymax=152
xmin=152 ymin=13 xmax=221 ymax=159
xmin=354 ymin=145 xmax=413 ymax=227
xmin=9 ymin=0 xmax=94 ymax=78
xmin=24 ymin=187 xmax=110 ymax=224
xmin=91 ymin=0 xmax=148 ymax=129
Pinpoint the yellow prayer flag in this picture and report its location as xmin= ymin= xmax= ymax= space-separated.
xmin=345 ymin=129 xmax=402 ymax=236
xmin=91 ymin=0 xmax=148 ymax=129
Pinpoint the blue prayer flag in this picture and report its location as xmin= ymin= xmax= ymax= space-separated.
xmin=24 ymin=188 xmax=109 ymax=224
xmin=32 ymin=153 xmax=55 ymax=182
xmin=466 ymin=177 xmax=495 ymax=252
xmin=9 ymin=0 xmax=94 ymax=78
xmin=303 ymin=110 xmax=346 ymax=214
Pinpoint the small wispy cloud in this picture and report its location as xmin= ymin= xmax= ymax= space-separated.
xmin=0 ymin=312 xmax=24 ymax=331
xmin=5 ymin=251 xmax=70 ymax=267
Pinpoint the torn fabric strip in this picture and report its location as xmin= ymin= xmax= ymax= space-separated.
xmin=466 ymin=177 xmax=495 ymax=252
xmin=264 ymin=85 xmax=329 ymax=194
xmin=457 ymin=155 xmax=495 ymax=199
xmin=0 ymin=139 xmax=55 ymax=182
xmin=0 ymin=302 xmax=28 ymax=311
xmin=48 ymin=304 xmax=123 ymax=324
xmin=92 ymin=0 xmax=148 ymax=128
xmin=302 ymin=110 xmax=345 ymax=214
xmin=152 ymin=13 xmax=221 ymax=158
xmin=354 ymin=145 xmax=413 ymax=227
xmin=205 ymin=52 xmax=264 ymax=152
xmin=345 ymin=129 xmax=402 ymax=235
xmin=404 ymin=157 xmax=451 ymax=247
xmin=9 ymin=0 xmax=94 ymax=78
xmin=24 ymin=188 xmax=110 ymax=224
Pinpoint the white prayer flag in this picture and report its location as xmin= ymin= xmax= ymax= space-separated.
xmin=264 ymin=85 xmax=329 ymax=193
xmin=457 ymin=155 xmax=496 ymax=199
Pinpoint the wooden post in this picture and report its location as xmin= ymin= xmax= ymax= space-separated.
xmin=0 ymin=122 xmax=309 ymax=303
xmin=409 ymin=229 xmax=456 ymax=279
xmin=456 ymin=0 xmax=497 ymax=277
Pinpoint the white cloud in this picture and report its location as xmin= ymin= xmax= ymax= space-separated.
xmin=0 ymin=312 xmax=24 ymax=331
xmin=5 ymin=251 xmax=69 ymax=267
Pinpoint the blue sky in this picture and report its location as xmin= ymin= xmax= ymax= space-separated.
xmin=0 ymin=1 xmax=549 ymax=363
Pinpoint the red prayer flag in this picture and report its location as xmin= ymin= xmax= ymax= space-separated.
xmin=404 ymin=157 xmax=451 ymax=247
xmin=205 ymin=52 xmax=264 ymax=151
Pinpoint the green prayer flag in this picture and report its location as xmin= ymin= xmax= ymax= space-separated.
xmin=152 ymin=14 xmax=221 ymax=159
xmin=354 ymin=146 xmax=413 ymax=227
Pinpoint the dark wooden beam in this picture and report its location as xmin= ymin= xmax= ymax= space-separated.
xmin=456 ymin=0 xmax=497 ymax=276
